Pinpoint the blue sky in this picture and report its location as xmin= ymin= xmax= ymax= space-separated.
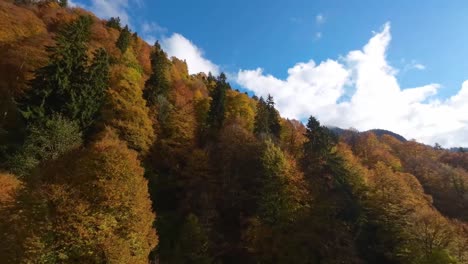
xmin=72 ymin=0 xmax=468 ymax=147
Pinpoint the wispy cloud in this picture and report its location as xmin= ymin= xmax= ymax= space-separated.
xmin=316 ymin=14 xmax=325 ymax=25
xmin=315 ymin=32 xmax=322 ymax=40
xmin=74 ymin=0 xmax=139 ymax=26
xmin=237 ymin=23 xmax=468 ymax=147
xmin=141 ymin=22 xmax=167 ymax=35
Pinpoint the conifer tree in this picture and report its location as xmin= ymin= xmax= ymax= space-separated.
xmin=19 ymin=16 xmax=108 ymax=132
xmin=116 ymin=25 xmax=132 ymax=53
xmin=254 ymin=95 xmax=281 ymax=138
xmin=144 ymin=41 xmax=171 ymax=108
xmin=207 ymin=73 xmax=229 ymax=131
xmin=106 ymin=17 xmax=121 ymax=30
xmin=266 ymin=95 xmax=281 ymax=138
xmin=254 ymin=97 xmax=269 ymax=135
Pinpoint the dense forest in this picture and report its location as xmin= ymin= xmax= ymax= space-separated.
xmin=1 ymin=1 xmax=468 ymax=263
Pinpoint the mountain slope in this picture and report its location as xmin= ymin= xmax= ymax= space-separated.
xmin=0 ymin=1 xmax=467 ymax=263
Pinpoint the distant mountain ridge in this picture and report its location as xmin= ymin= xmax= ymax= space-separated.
xmin=329 ymin=127 xmax=407 ymax=142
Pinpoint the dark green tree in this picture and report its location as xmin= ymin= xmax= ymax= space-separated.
xmin=254 ymin=95 xmax=281 ymax=138
xmin=302 ymin=116 xmax=337 ymax=172
xmin=143 ymin=41 xmax=171 ymax=108
xmin=207 ymin=73 xmax=229 ymax=131
xmin=106 ymin=17 xmax=121 ymax=30
xmin=18 ymin=16 xmax=109 ymax=133
xmin=19 ymin=16 xmax=92 ymax=126
xmin=58 ymin=0 xmax=67 ymax=7
xmin=266 ymin=95 xmax=281 ymax=138
xmin=254 ymin=97 xmax=269 ymax=136
xmin=116 ymin=25 xmax=132 ymax=53
xmin=79 ymin=48 xmax=110 ymax=129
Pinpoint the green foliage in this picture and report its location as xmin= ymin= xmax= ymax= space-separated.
xmin=106 ymin=17 xmax=121 ymax=30
xmin=177 ymin=214 xmax=212 ymax=264
xmin=258 ymin=139 xmax=301 ymax=225
xmin=207 ymin=73 xmax=229 ymax=132
xmin=116 ymin=25 xmax=132 ymax=53
xmin=3 ymin=4 xmax=468 ymax=264
xmin=254 ymin=95 xmax=281 ymax=138
xmin=19 ymin=16 xmax=108 ymax=133
xmin=144 ymin=41 xmax=171 ymax=107
xmin=302 ymin=116 xmax=338 ymax=174
xmin=8 ymin=114 xmax=82 ymax=177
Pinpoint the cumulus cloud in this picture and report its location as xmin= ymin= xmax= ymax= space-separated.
xmin=237 ymin=22 xmax=468 ymax=147
xmin=161 ymin=33 xmax=220 ymax=75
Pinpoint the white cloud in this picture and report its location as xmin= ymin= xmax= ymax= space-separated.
xmin=141 ymin=22 xmax=167 ymax=35
xmin=76 ymin=0 xmax=135 ymax=26
xmin=161 ymin=33 xmax=220 ymax=75
xmin=413 ymin=63 xmax=426 ymax=70
xmin=237 ymin=22 xmax=468 ymax=147
xmin=68 ymin=0 xmax=77 ymax=7
xmin=316 ymin=14 xmax=325 ymax=25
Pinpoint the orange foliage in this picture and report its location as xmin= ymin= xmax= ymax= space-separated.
xmin=0 ymin=1 xmax=46 ymax=43
xmin=0 ymin=173 xmax=21 ymax=205
xmin=7 ymin=129 xmax=157 ymax=263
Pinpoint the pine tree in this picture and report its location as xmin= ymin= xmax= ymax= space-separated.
xmin=18 ymin=16 xmax=107 ymax=132
xmin=79 ymin=48 xmax=109 ymax=129
xmin=303 ymin=116 xmax=337 ymax=169
xmin=254 ymin=97 xmax=269 ymax=135
xmin=116 ymin=25 xmax=132 ymax=53
xmin=19 ymin=16 xmax=92 ymax=122
xmin=266 ymin=95 xmax=281 ymax=138
xmin=106 ymin=17 xmax=121 ymax=30
xmin=143 ymin=41 xmax=171 ymax=108
xmin=207 ymin=73 xmax=229 ymax=131
xmin=254 ymin=95 xmax=281 ymax=138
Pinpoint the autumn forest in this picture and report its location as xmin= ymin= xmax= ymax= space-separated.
xmin=0 ymin=1 xmax=468 ymax=263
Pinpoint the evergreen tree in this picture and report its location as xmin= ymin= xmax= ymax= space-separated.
xmin=266 ymin=95 xmax=281 ymax=138
xmin=254 ymin=95 xmax=281 ymax=138
xmin=106 ymin=17 xmax=121 ymax=30
xmin=18 ymin=16 xmax=107 ymax=132
xmin=79 ymin=48 xmax=109 ymax=129
xmin=19 ymin=16 xmax=92 ymax=122
xmin=116 ymin=25 xmax=132 ymax=53
xmin=143 ymin=41 xmax=171 ymax=108
xmin=302 ymin=116 xmax=337 ymax=172
xmin=207 ymin=73 xmax=229 ymax=131
xmin=254 ymin=97 xmax=269 ymax=136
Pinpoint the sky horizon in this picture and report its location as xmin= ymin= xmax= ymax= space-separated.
xmin=71 ymin=0 xmax=468 ymax=148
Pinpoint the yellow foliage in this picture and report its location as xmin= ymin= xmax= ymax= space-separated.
xmin=102 ymin=54 xmax=155 ymax=154
xmin=0 ymin=173 xmax=21 ymax=205
xmin=7 ymin=129 xmax=157 ymax=263
xmin=225 ymin=90 xmax=256 ymax=132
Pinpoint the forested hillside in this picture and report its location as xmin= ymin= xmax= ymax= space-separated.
xmin=0 ymin=1 xmax=467 ymax=263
